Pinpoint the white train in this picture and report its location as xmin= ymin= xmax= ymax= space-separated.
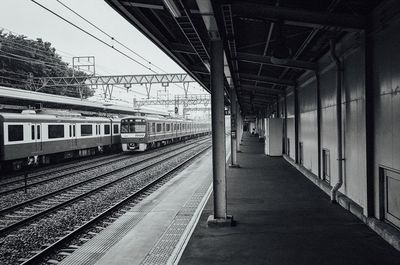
xmin=120 ymin=116 xmax=211 ymax=151
xmin=0 ymin=110 xmax=121 ymax=171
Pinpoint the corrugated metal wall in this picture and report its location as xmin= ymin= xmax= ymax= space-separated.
xmin=298 ymin=79 xmax=318 ymax=175
xmin=285 ymin=89 xmax=295 ymax=160
xmin=274 ymin=1 xmax=400 ymax=222
xmin=284 ymin=32 xmax=368 ymax=211
xmin=372 ymin=14 xmax=400 ymax=217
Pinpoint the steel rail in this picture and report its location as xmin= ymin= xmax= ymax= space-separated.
xmin=0 ymin=138 xmax=211 ymax=236
xmin=20 ymin=143 xmax=211 ymax=265
xmin=0 ymin=136 xmax=207 ymax=195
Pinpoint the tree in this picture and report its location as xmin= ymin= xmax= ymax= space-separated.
xmin=0 ymin=31 xmax=94 ymax=98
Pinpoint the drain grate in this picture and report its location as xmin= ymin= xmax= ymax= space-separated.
xmin=141 ymin=180 xmax=211 ymax=265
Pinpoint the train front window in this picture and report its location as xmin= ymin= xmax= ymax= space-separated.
xmin=121 ymin=119 xmax=146 ymax=133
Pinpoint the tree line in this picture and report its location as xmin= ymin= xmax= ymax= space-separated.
xmin=0 ymin=31 xmax=94 ymax=98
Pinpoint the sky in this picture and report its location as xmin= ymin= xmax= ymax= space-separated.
xmin=0 ymin=0 xmax=207 ymax=109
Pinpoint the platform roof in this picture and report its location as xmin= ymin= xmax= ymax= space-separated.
xmin=105 ymin=0 xmax=380 ymax=115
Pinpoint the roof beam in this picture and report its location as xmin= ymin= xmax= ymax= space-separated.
xmin=240 ymin=73 xmax=295 ymax=86
xmin=121 ymin=1 xmax=164 ymax=10
xmin=240 ymin=84 xmax=285 ymax=95
xmin=171 ymin=43 xmax=197 ymax=55
xmin=236 ymin=52 xmax=317 ymax=71
xmin=231 ymin=2 xmax=366 ymax=31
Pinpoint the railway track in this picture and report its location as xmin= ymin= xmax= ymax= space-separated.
xmin=18 ymin=140 xmax=211 ymax=265
xmin=0 ymin=152 xmax=124 ymax=183
xmin=0 ymin=153 xmax=127 ymax=195
xmin=0 ymin=137 xmax=211 ymax=236
xmin=0 ymin=137 xmax=208 ymax=197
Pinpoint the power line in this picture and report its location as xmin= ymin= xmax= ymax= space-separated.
xmin=56 ymin=0 xmax=167 ymax=74
xmin=52 ymin=1 xmax=192 ymax=94
xmin=0 ymin=50 xmax=69 ymax=69
xmin=31 ymin=0 xmax=156 ymax=74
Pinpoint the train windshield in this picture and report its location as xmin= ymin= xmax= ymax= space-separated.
xmin=121 ymin=118 xmax=146 ymax=133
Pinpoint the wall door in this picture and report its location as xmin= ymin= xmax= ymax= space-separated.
xmin=383 ymin=169 xmax=400 ymax=229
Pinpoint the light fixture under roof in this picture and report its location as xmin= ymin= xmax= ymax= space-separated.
xmin=162 ymin=0 xmax=182 ymax=18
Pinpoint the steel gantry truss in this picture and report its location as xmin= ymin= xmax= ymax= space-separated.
xmin=133 ymin=94 xmax=211 ymax=117
xmin=133 ymin=93 xmax=210 ymax=108
xmin=26 ymin=73 xmax=196 ymax=99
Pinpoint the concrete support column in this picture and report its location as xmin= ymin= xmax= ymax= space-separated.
xmin=230 ymin=88 xmax=240 ymax=167
xmin=208 ymin=39 xmax=233 ymax=226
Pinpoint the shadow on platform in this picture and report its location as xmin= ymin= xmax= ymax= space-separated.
xmin=179 ymin=134 xmax=400 ymax=265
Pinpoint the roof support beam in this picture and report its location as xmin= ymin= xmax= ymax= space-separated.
xmin=231 ymin=2 xmax=366 ymax=31
xmin=236 ymin=52 xmax=317 ymax=71
xmin=121 ymin=1 xmax=164 ymax=10
xmin=240 ymin=84 xmax=285 ymax=95
xmin=240 ymin=73 xmax=295 ymax=86
xmin=171 ymin=43 xmax=197 ymax=55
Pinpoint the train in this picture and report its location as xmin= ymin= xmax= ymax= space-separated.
xmin=120 ymin=116 xmax=211 ymax=151
xmin=0 ymin=110 xmax=211 ymax=171
xmin=0 ymin=110 xmax=121 ymax=171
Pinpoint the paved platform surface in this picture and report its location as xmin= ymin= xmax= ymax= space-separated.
xmin=59 ymin=149 xmax=214 ymax=265
xmin=179 ymin=134 xmax=400 ymax=265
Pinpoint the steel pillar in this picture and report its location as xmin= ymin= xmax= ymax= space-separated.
xmin=236 ymin=102 xmax=242 ymax=152
xmin=230 ymin=87 xmax=239 ymax=167
xmin=207 ymin=39 xmax=232 ymax=226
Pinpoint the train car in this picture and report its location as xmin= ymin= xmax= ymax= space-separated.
xmin=120 ymin=116 xmax=211 ymax=152
xmin=0 ymin=110 xmax=121 ymax=171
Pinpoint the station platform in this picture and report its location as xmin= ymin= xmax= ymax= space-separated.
xmin=58 ymin=142 xmax=219 ymax=265
xmin=179 ymin=134 xmax=400 ymax=265
xmin=58 ymin=134 xmax=400 ymax=265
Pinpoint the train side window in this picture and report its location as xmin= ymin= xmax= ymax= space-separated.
xmin=166 ymin=123 xmax=170 ymax=132
xmin=8 ymin=125 xmax=24 ymax=142
xmin=81 ymin=124 xmax=92 ymax=136
xmin=163 ymin=123 xmax=165 ymax=131
xmin=69 ymin=125 xmax=72 ymax=137
xmin=31 ymin=125 xmax=35 ymax=140
xmin=104 ymin=124 xmax=110 ymax=135
xmin=157 ymin=123 xmax=162 ymax=132
xmin=37 ymin=125 xmax=41 ymax=139
xmin=113 ymin=124 xmax=119 ymax=134
xmin=152 ymin=123 xmax=155 ymax=133
xmin=73 ymin=125 xmax=76 ymax=137
xmin=48 ymin=125 xmax=65 ymax=139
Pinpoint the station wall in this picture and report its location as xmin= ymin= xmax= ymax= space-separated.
xmin=281 ymin=1 xmax=400 ymax=225
xmin=284 ymin=32 xmax=368 ymax=212
xmin=371 ymin=6 xmax=400 ymax=218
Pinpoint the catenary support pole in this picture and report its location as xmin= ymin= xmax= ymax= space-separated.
xmin=207 ymin=39 xmax=233 ymax=226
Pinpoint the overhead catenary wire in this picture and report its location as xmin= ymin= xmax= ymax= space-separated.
xmin=52 ymin=0 xmax=191 ymax=92
xmin=55 ymin=0 xmax=167 ymax=74
xmin=0 ymin=50 xmax=70 ymax=70
xmin=31 ymin=0 xmax=156 ymax=74
xmin=3 ymin=5 xmax=196 ymax=97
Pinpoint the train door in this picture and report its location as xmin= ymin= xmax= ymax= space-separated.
xmin=32 ymin=123 xmax=43 ymax=152
xmin=69 ymin=124 xmax=77 ymax=147
xmin=97 ymin=124 xmax=102 ymax=144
